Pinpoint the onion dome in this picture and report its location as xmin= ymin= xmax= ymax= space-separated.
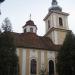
xmin=49 ymin=0 xmax=62 ymax=12
xmin=24 ymin=20 xmax=35 ymax=26
xmin=23 ymin=20 xmax=37 ymax=34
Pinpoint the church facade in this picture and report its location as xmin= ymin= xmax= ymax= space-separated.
xmin=14 ymin=0 xmax=70 ymax=75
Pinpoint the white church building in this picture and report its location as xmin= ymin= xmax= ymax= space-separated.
xmin=13 ymin=0 xmax=70 ymax=75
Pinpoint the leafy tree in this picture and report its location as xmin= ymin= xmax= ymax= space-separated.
xmin=0 ymin=0 xmax=5 ymax=3
xmin=39 ymin=67 xmax=48 ymax=75
xmin=0 ymin=0 xmax=5 ymax=15
xmin=0 ymin=28 xmax=2 ymax=33
xmin=57 ymin=31 xmax=75 ymax=75
xmin=0 ymin=31 xmax=18 ymax=75
xmin=2 ymin=17 xmax=12 ymax=32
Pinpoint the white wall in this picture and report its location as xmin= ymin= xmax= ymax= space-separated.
xmin=45 ymin=12 xmax=69 ymax=34
xmin=17 ymin=48 xmax=57 ymax=75
xmin=22 ymin=49 xmax=26 ymax=75
xmin=23 ymin=26 xmax=37 ymax=33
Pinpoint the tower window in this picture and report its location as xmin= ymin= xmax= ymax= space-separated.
xmin=31 ymin=59 xmax=37 ymax=74
xmin=24 ymin=29 xmax=26 ymax=32
xmin=48 ymin=20 xmax=50 ymax=29
xmin=59 ymin=17 xmax=63 ymax=26
xmin=30 ymin=28 xmax=33 ymax=32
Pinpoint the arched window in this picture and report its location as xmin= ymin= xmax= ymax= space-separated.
xmin=24 ymin=29 xmax=26 ymax=32
xmin=31 ymin=59 xmax=37 ymax=74
xmin=49 ymin=60 xmax=54 ymax=75
xmin=30 ymin=28 xmax=33 ymax=32
xmin=59 ymin=17 xmax=63 ymax=26
xmin=48 ymin=20 xmax=50 ymax=29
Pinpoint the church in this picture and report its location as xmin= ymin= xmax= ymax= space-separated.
xmin=13 ymin=0 xmax=70 ymax=75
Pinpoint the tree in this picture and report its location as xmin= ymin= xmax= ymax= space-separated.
xmin=2 ymin=17 xmax=12 ymax=32
xmin=57 ymin=31 xmax=75 ymax=75
xmin=0 ymin=0 xmax=5 ymax=15
xmin=39 ymin=67 xmax=48 ymax=75
xmin=0 ymin=0 xmax=5 ymax=3
xmin=0 ymin=32 xmax=18 ymax=75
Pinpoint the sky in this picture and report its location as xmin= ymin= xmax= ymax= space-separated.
xmin=0 ymin=0 xmax=75 ymax=36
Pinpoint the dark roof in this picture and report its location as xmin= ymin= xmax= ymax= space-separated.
xmin=49 ymin=6 xmax=62 ymax=12
xmin=12 ymin=32 xmax=61 ymax=51
xmin=49 ymin=0 xmax=62 ymax=12
xmin=23 ymin=20 xmax=37 ymax=28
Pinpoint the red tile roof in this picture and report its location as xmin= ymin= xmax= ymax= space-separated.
xmin=12 ymin=32 xmax=61 ymax=51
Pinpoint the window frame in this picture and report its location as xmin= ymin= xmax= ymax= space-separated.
xmin=49 ymin=60 xmax=54 ymax=75
xmin=48 ymin=20 xmax=50 ymax=29
xmin=30 ymin=28 xmax=33 ymax=32
xmin=24 ymin=28 xmax=26 ymax=32
xmin=31 ymin=59 xmax=37 ymax=74
xmin=59 ymin=17 xmax=63 ymax=26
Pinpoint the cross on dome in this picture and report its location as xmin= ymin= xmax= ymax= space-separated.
xmin=30 ymin=14 xmax=31 ymax=20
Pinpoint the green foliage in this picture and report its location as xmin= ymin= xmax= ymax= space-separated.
xmin=0 ymin=0 xmax=5 ymax=3
xmin=2 ymin=17 xmax=12 ymax=32
xmin=57 ymin=31 xmax=75 ymax=75
xmin=39 ymin=66 xmax=48 ymax=75
xmin=39 ymin=68 xmax=47 ymax=75
xmin=0 ymin=32 xmax=18 ymax=75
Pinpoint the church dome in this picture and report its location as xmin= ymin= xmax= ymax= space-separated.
xmin=49 ymin=6 xmax=62 ymax=12
xmin=26 ymin=20 xmax=34 ymax=26
xmin=23 ymin=20 xmax=37 ymax=28
xmin=23 ymin=20 xmax=37 ymax=33
xmin=49 ymin=0 xmax=62 ymax=12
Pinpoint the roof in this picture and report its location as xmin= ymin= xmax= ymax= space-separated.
xmin=12 ymin=32 xmax=61 ymax=51
xmin=49 ymin=0 xmax=62 ymax=12
xmin=49 ymin=6 xmax=62 ymax=12
xmin=23 ymin=20 xmax=37 ymax=28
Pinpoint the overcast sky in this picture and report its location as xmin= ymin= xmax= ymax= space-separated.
xmin=0 ymin=0 xmax=75 ymax=36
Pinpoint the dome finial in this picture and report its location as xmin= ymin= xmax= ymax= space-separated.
xmin=52 ymin=0 xmax=58 ymax=6
xmin=29 ymin=14 xmax=31 ymax=20
xmin=49 ymin=0 xmax=62 ymax=12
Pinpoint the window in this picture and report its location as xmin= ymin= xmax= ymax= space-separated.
xmin=24 ymin=29 xmax=26 ymax=32
xmin=59 ymin=17 xmax=63 ymax=26
xmin=48 ymin=20 xmax=50 ymax=29
xmin=49 ymin=60 xmax=54 ymax=75
xmin=30 ymin=28 xmax=33 ymax=32
xmin=31 ymin=59 xmax=37 ymax=74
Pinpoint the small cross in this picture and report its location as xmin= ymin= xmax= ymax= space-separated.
xmin=30 ymin=14 xmax=31 ymax=20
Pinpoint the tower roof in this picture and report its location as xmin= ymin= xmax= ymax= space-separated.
xmin=49 ymin=0 xmax=62 ymax=12
xmin=23 ymin=20 xmax=37 ymax=28
xmin=23 ymin=20 xmax=37 ymax=33
xmin=26 ymin=20 xmax=34 ymax=25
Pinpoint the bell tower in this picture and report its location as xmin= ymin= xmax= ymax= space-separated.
xmin=44 ymin=0 xmax=69 ymax=45
xmin=23 ymin=20 xmax=37 ymax=34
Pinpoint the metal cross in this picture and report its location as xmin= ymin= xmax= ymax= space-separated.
xmin=30 ymin=14 xmax=31 ymax=20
